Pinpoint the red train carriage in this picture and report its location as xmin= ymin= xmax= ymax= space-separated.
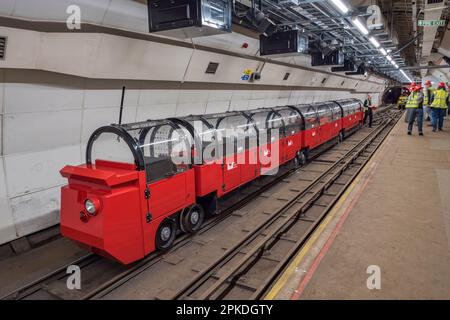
xmin=335 ymin=99 xmax=364 ymax=135
xmin=60 ymin=99 xmax=364 ymax=264
xmin=60 ymin=120 xmax=197 ymax=264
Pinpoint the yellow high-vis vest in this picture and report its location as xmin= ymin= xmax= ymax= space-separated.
xmin=405 ymin=92 xmax=420 ymax=109
xmin=431 ymin=89 xmax=449 ymax=109
xmin=423 ymin=87 xmax=434 ymax=105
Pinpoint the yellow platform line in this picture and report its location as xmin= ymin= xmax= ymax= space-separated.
xmin=264 ymin=138 xmax=388 ymax=300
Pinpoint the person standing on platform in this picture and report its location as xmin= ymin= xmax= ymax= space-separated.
xmin=448 ymin=84 xmax=450 ymax=116
xmin=405 ymin=85 xmax=424 ymax=136
xmin=430 ymin=82 xmax=449 ymax=132
xmin=363 ymin=94 xmax=373 ymax=128
xmin=423 ymin=80 xmax=434 ymax=122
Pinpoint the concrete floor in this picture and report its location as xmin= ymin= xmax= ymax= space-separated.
xmin=270 ymin=116 xmax=450 ymax=299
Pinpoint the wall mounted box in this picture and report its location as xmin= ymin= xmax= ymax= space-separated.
xmin=260 ymin=29 xmax=309 ymax=57
xmin=311 ymin=50 xmax=345 ymax=66
xmin=148 ymin=0 xmax=232 ymax=39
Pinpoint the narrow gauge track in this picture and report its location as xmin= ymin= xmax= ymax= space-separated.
xmin=1 ymin=107 xmax=399 ymax=300
xmin=87 ymin=108 xmax=400 ymax=300
xmin=170 ymin=109 xmax=402 ymax=300
xmin=0 ymin=164 xmax=298 ymax=300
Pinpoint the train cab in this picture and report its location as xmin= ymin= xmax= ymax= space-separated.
xmin=60 ymin=120 xmax=196 ymax=264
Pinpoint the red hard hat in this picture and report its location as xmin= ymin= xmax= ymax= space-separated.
xmin=425 ymin=80 xmax=431 ymax=86
xmin=438 ymin=82 xmax=446 ymax=88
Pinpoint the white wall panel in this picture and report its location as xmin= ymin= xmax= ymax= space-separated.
xmin=248 ymin=99 xmax=265 ymax=109
xmin=37 ymin=33 xmax=102 ymax=78
xmin=229 ymin=100 xmax=249 ymax=111
xmin=258 ymin=63 xmax=291 ymax=86
xmin=81 ymin=107 xmax=121 ymax=143
xmin=12 ymin=0 xmax=110 ymax=22
xmin=205 ymin=100 xmax=230 ymax=114
xmin=0 ymin=27 xmax=39 ymax=69
xmin=208 ymin=90 xmax=234 ymax=102
xmin=232 ymin=89 xmax=253 ymax=100
xmin=102 ymin=0 xmax=148 ymax=33
xmin=4 ymin=144 xmax=81 ymax=198
xmin=184 ymin=50 xmax=260 ymax=84
xmin=175 ymin=102 xmax=207 ymax=117
xmin=139 ymin=90 xmax=180 ymax=106
xmin=192 ymin=34 xmax=234 ymax=52
xmin=251 ymin=90 xmax=268 ymax=100
xmin=178 ymin=90 xmax=210 ymax=104
xmin=0 ymin=0 xmax=15 ymax=16
xmin=10 ymin=186 xmax=61 ymax=238
xmin=4 ymin=109 xmax=82 ymax=154
xmin=3 ymin=75 xmax=84 ymax=113
xmin=84 ymin=85 xmax=140 ymax=109
xmin=93 ymin=35 xmax=193 ymax=81
xmin=0 ymin=69 xmax=4 ymax=115
xmin=193 ymin=32 xmax=260 ymax=56
xmin=136 ymin=103 xmax=177 ymax=121
xmin=0 ymin=159 xmax=16 ymax=243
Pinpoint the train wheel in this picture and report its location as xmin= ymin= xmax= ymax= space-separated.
xmin=299 ymin=150 xmax=307 ymax=165
xmin=156 ymin=220 xmax=176 ymax=250
xmin=293 ymin=154 xmax=301 ymax=168
xmin=181 ymin=204 xmax=205 ymax=233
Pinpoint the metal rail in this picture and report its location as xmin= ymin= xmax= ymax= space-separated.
xmin=2 ymin=107 xmax=398 ymax=300
xmin=171 ymin=109 xmax=401 ymax=300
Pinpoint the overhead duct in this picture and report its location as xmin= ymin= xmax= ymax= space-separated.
xmin=148 ymin=0 xmax=233 ymax=38
xmin=311 ymin=50 xmax=345 ymax=66
xmin=331 ymin=59 xmax=356 ymax=72
xmin=345 ymin=63 xmax=366 ymax=76
xmin=245 ymin=7 xmax=277 ymax=37
xmin=260 ymin=29 xmax=309 ymax=57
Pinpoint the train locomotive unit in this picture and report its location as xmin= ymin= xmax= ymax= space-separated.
xmin=60 ymin=99 xmax=364 ymax=264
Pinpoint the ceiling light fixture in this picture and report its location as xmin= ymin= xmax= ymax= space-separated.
xmin=352 ymin=17 xmax=369 ymax=35
xmin=330 ymin=0 xmax=349 ymax=14
xmin=369 ymin=36 xmax=380 ymax=48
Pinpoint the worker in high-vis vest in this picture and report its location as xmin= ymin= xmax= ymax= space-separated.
xmin=405 ymin=85 xmax=424 ymax=136
xmin=430 ymin=82 xmax=449 ymax=132
xmin=423 ymin=80 xmax=434 ymax=122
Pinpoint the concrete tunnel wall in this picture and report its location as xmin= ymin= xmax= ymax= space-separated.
xmin=0 ymin=22 xmax=384 ymax=245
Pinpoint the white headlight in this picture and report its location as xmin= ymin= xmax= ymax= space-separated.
xmin=85 ymin=199 xmax=96 ymax=215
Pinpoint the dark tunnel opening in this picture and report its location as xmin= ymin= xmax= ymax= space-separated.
xmin=382 ymin=86 xmax=410 ymax=105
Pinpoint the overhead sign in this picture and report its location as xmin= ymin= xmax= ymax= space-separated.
xmin=418 ymin=20 xmax=446 ymax=27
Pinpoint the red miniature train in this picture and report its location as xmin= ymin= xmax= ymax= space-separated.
xmin=60 ymin=99 xmax=364 ymax=264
